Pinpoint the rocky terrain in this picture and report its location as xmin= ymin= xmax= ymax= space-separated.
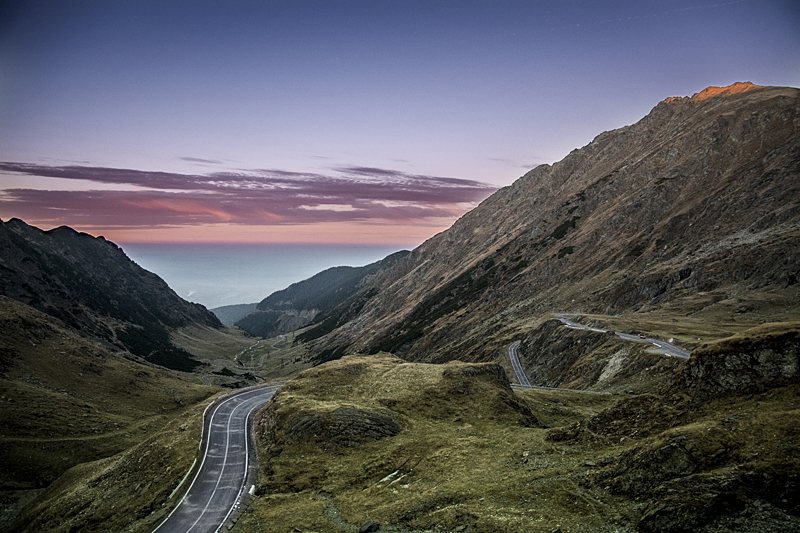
xmin=513 ymin=319 xmax=683 ymax=393
xmin=290 ymin=83 xmax=799 ymax=367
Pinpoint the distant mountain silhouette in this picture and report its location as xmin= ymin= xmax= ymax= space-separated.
xmin=211 ymin=302 xmax=258 ymax=326
xmin=235 ymin=251 xmax=411 ymax=340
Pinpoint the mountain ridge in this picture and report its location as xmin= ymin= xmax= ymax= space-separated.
xmin=0 ymin=217 xmax=224 ymax=371
xmin=234 ymin=250 xmax=411 ymax=340
xmin=291 ymin=82 xmax=799 ymax=364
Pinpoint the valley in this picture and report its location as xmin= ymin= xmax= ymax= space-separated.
xmin=0 ymin=82 xmax=798 ymax=532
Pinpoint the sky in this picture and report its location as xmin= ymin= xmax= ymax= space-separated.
xmin=1 ymin=0 xmax=799 ymax=248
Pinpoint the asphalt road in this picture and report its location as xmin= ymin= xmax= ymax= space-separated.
xmin=557 ymin=316 xmax=690 ymax=359
xmin=508 ymin=341 xmax=531 ymax=386
xmin=508 ymin=342 xmax=605 ymax=394
xmin=152 ymin=385 xmax=279 ymax=533
xmin=508 ymin=316 xmax=689 ymax=393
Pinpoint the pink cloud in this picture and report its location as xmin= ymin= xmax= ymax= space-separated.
xmin=0 ymin=162 xmax=497 ymax=230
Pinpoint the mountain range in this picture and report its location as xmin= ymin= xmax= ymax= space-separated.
xmin=0 ymin=218 xmax=256 ymax=530
xmin=233 ymin=250 xmax=410 ymax=340
xmin=0 ymin=219 xmax=227 ymax=371
xmin=1 ymin=82 xmax=799 ymax=532
xmin=256 ymin=82 xmax=800 ymax=370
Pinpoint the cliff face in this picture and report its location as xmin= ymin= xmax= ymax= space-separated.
xmin=300 ymin=83 xmax=800 ymax=363
xmin=0 ymin=218 xmax=222 ymax=371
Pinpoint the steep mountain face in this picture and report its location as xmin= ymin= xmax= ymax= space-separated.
xmin=235 ymin=250 xmax=411 ymax=340
xmin=300 ymin=83 xmax=800 ymax=363
xmin=0 ymin=218 xmax=222 ymax=371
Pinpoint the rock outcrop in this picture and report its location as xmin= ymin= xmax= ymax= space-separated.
xmin=672 ymin=322 xmax=800 ymax=401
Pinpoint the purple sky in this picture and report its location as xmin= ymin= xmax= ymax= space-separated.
xmin=1 ymin=0 xmax=798 ymax=245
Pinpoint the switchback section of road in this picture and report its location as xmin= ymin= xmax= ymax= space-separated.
xmin=508 ymin=341 xmax=530 ymax=387
xmin=556 ymin=315 xmax=690 ymax=359
xmin=151 ymin=384 xmax=279 ymax=533
xmin=508 ymin=315 xmax=689 ymax=394
xmin=508 ymin=341 xmax=605 ymax=395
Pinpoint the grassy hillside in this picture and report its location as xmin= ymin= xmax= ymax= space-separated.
xmin=233 ymin=331 xmax=800 ymax=532
xmin=0 ymin=296 xmax=224 ymax=530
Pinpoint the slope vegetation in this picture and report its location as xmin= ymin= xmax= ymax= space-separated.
xmin=0 ymin=296 xmax=219 ymax=531
xmin=238 ymin=330 xmax=800 ymax=532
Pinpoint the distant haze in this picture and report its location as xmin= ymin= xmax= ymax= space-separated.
xmin=121 ymin=243 xmax=404 ymax=309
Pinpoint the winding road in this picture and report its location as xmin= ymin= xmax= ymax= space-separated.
xmin=509 ymin=316 xmax=690 ymax=392
xmin=556 ymin=316 xmax=690 ymax=358
xmin=508 ymin=341 xmax=531 ymax=387
xmin=152 ymin=385 xmax=279 ymax=533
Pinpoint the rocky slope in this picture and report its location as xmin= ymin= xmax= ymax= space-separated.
xmin=514 ymin=319 xmax=683 ymax=393
xmin=0 ymin=218 xmax=224 ymax=371
xmin=295 ymin=83 xmax=799 ymax=365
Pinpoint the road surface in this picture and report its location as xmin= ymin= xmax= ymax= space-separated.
xmin=557 ymin=316 xmax=690 ymax=359
xmin=508 ymin=342 xmax=605 ymax=394
xmin=508 ymin=315 xmax=689 ymax=393
xmin=152 ymin=385 xmax=279 ymax=533
xmin=508 ymin=341 xmax=531 ymax=386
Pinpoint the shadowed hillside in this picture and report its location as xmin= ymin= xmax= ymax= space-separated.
xmin=0 ymin=218 xmax=224 ymax=371
xmin=235 ymin=250 xmax=411 ymax=341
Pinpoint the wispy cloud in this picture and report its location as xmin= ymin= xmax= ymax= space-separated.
xmin=179 ymin=157 xmax=223 ymax=165
xmin=0 ymin=162 xmax=497 ymax=229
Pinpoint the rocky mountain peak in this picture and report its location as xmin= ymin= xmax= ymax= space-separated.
xmin=691 ymin=80 xmax=763 ymax=100
xmin=0 ymin=218 xmax=222 ymax=371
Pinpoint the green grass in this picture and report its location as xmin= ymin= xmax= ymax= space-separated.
xmin=232 ymin=350 xmax=800 ymax=533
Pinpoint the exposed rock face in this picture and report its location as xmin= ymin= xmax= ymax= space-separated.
xmin=545 ymin=322 xmax=800 ymax=532
xmin=295 ymin=83 xmax=800 ymax=364
xmin=283 ymin=406 xmax=401 ymax=449
xmin=673 ymin=323 xmax=800 ymax=401
xmin=0 ymin=218 xmax=221 ymax=371
xmin=515 ymin=320 xmax=681 ymax=392
xmin=590 ymin=426 xmax=800 ymax=533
